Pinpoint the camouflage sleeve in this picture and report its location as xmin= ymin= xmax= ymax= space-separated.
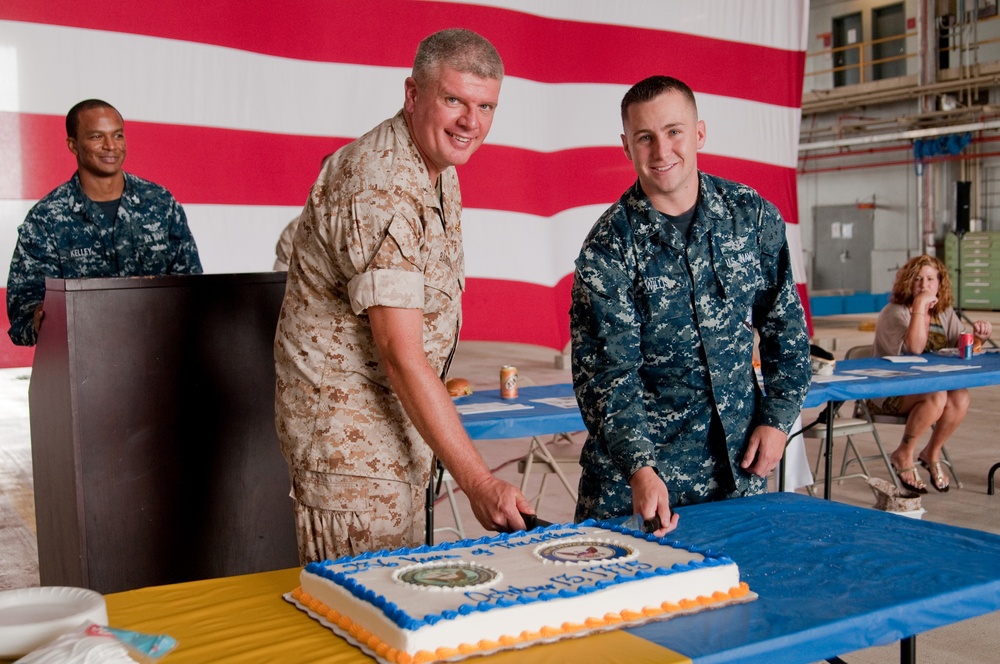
xmin=752 ymin=199 xmax=811 ymax=431
xmin=571 ymin=230 xmax=658 ymax=481
xmin=273 ymin=214 xmax=300 ymax=270
xmin=6 ymin=211 xmax=57 ymax=346
xmin=165 ymin=197 xmax=203 ymax=274
xmin=346 ymin=188 xmax=425 ymax=314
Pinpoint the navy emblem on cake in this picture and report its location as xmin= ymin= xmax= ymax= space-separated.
xmin=534 ymin=539 xmax=638 ymax=566
xmin=393 ymin=561 xmax=501 ymax=592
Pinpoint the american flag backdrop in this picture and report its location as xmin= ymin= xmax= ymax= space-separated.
xmin=0 ymin=0 xmax=810 ymax=367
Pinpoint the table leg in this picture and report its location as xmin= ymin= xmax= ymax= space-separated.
xmin=900 ymin=635 xmax=916 ymax=664
xmin=425 ymin=469 xmax=436 ymax=545
xmin=824 ymin=402 xmax=834 ymax=501
xmin=826 ymin=635 xmax=916 ymax=663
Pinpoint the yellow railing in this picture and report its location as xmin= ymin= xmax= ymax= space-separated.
xmin=805 ymin=31 xmax=916 ymax=87
xmin=805 ymin=13 xmax=1000 ymax=90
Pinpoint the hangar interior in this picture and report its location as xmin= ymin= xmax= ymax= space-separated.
xmin=802 ymin=0 xmax=1000 ymax=314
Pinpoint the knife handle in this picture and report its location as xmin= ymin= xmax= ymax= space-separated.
xmin=642 ymin=515 xmax=661 ymax=534
xmin=519 ymin=512 xmax=554 ymax=531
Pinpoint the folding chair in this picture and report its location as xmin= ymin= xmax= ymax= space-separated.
xmin=517 ymin=432 xmax=581 ymax=513
xmin=845 ymin=345 xmax=963 ymax=489
xmin=802 ymin=398 xmax=901 ymax=496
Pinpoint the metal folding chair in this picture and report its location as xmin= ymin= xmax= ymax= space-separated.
xmin=845 ymin=345 xmax=963 ymax=489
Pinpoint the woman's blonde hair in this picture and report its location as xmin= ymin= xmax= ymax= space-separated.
xmin=889 ymin=254 xmax=954 ymax=313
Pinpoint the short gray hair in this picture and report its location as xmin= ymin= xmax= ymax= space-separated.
xmin=412 ymin=28 xmax=503 ymax=85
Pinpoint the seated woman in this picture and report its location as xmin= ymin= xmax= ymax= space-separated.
xmin=870 ymin=255 xmax=992 ymax=493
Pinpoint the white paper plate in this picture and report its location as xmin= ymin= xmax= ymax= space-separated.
xmin=0 ymin=586 xmax=108 ymax=658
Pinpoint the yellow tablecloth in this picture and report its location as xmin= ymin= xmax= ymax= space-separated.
xmin=104 ymin=567 xmax=690 ymax=664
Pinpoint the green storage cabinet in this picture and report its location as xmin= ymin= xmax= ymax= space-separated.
xmin=945 ymin=232 xmax=1000 ymax=310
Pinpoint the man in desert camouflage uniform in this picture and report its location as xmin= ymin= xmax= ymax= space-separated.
xmin=570 ymin=76 xmax=810 ymax=536
xmin=6 ymin=99 xmax=202 ymax=346
xmin=274 ymin=29 xmax=533 ymax=563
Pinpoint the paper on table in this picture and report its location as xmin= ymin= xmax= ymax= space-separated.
xmin=811 ymin=374 xmax=868 ymax=383
xmin=456 ymin=402 xmax=535 ymax=415
xmin=531 ymin=397 xmax=579 ymax=409
xmin=883 ymin=355 xmax=927 ymax=363
xmin=914 ymin=364 xmax=982 ymax=373
xmin=843 ymin=368 xmax=915 ymax=378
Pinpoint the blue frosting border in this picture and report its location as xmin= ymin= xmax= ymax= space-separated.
xmin=304 ymin=519 xmax=734 ymax=631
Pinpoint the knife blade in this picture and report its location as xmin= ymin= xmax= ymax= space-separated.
xmin=622 ymin=513 xmax=662 ymax=534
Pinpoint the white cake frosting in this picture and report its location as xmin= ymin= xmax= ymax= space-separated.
xmin=286 ymin=519 xmax=753 ymax=664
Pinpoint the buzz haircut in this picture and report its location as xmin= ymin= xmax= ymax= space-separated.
xmin=66 ymin=99 xmax=120 ymax=138
xmin=412 ymin=28 xmax=503 ymax=86
xmin=621 ymin=76 xmax=697 ymax=124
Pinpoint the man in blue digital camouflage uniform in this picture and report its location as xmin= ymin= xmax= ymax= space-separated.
xmin=6 ymin=99 xmax=202 ymax=346
xmin=570 ymin=76 xmax=810 ymax=536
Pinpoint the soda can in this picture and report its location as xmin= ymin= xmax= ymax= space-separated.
xmin=959 ymin=333 xmax=975 ymax=359
xmin=500 ymin=365 xmax=518 ymax=399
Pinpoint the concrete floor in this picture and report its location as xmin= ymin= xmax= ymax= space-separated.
xmin=1 ymin=312 xmax=999 ymax=662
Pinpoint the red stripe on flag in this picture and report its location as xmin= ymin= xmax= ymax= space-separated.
xmin=2 ymin=112 xmax=799 ymax=224
xmin=1 ymin=0 xmax=802 ymax=107
xmin=462 ymin=274 xmax=574 ymax=350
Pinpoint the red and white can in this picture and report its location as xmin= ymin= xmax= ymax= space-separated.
xmin=500 ymin=365 xmax=518 ymax=399
xmin=959 ymin=333 xmax=975 ymax=359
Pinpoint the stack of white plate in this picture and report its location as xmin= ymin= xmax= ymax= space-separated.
xmin=0 ymin=586 xmax=108 ymax=659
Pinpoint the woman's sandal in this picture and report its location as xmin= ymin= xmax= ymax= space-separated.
xmin=892 ymin=463 xmax=928 ymax=494
xmin=918 ymin=458 xmax=950 ymax=493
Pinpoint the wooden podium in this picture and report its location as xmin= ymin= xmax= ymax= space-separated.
xmin=29 ymin=272 xmax=299 ymax=594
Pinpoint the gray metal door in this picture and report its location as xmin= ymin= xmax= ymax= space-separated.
xmin=813 ymin=205 xmax=874 ymax=292
xmin=873 ymin=3 xmax=906 ymax=80
xmin=833 ymin=12 xmax=863 ymax=86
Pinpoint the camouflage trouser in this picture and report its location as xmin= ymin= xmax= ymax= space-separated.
xmin=290 ymin=470 xmax=426 ymax=564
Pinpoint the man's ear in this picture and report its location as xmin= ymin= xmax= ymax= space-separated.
xmin=621 ymin=134 xmax=631 ymax=160
xmin=403 ymin=76 xmax=418 ymax=114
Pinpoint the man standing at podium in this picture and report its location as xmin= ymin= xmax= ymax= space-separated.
xmin=6 ymin=99 xmax=202 ymax=346
xmin=274 ymin=29 xmax=532 ymax=563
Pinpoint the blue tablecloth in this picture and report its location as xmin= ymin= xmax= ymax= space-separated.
xmin=102 ymin=494 xmax=1000 ymax=664
xmin=625 ymin=492 xmax=1000 ymax=663
xmin=456 ymin=383 xmax=584 ymax=440
xmin=803 ymin=351 xmax=1000 ymax=408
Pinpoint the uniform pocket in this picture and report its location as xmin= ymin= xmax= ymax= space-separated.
xmin=636 ymin=273 xmax=693 ymax=325
xmin=293 ymin=473 xmax=370 ymax=512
